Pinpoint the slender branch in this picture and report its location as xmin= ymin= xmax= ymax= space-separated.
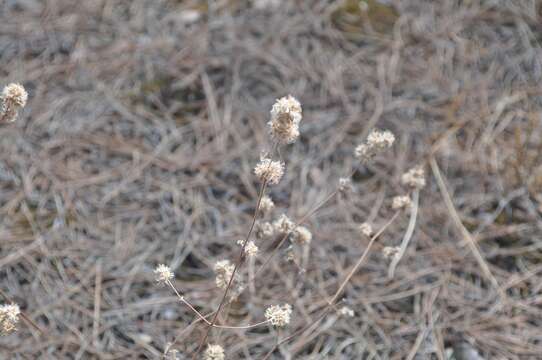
xmin=192 ymin=165 xmax=272 ymax=358
xmin=166 ymin=280 xmax=271 ymax=330
xmin=388 ymin=190 xmax=419 ymax=278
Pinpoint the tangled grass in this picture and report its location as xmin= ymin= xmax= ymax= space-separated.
xmin=1 ymin=0 xmax=542 ymax=359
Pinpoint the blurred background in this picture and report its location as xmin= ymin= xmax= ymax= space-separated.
xmin=1 ymin=0 xmax=542 ymax=359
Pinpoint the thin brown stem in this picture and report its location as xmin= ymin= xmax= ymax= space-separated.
xmin=192 ymin=178 xmax=269 ymax=358
xmin=166 ymin=280 xmax=271 ymax=330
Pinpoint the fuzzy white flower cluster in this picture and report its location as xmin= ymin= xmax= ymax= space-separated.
xmin=154 ymin=264 xmax=174 ymax=285
xmin=265 ymin=304 xmax=292 ymax=327
xmin=259 ymin=195 xmax=275 ymax=214
xmin=268 ymin=95 xmax=302 ymax=144
xmin=401 ymin=167 xmax=426 ymax=189
xmin=338 ymin=306 xmax=355 ymax=317
xmin=254 ymin=156 xmax=284 ymax=185
xmin=0 ymin=303 xmax=20 ymax=335
xmin=392 ymin=195 xmax=412 ymax=210
xmin=204 ymin=344 xmax=225 ymax=360
xmin=273 ymin=214 xmax=295 ymax=234
xmin=237 ymin=239 xmax=259 ymax=257
xmin=1 ymin=83 xmax=28 ymax=123
xmin=355 ymin=129 xmax=395 ymax=162
xmin=359 ymin=222 xmax=373 ymax=237
xmin=214 ymin=260 xmax=235 ymax=290
xmin=255 ymin=221 xmax=275 ymax=239
xmin=291 ymin=226 xmax=312 ymax=245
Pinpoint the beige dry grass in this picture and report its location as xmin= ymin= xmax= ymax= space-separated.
xmin=1 ymin=0 xmax=542 ymax=359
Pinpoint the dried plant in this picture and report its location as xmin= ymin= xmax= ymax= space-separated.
xmin=151 ymin=96 xmax=413 ymax=358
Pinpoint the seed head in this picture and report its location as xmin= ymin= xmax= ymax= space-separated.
xmin=214 ymin=260 xmax=235 ymax=290
xmin=259 ymin=195 xmax=275 ymax=214
xmin=338 ymin=306 xmax=355 ymax=317
xmin=401 ymin=167 xmax=426 ymax=189
xmin=355 ymin=129 xmax=395 ymax=162
xmin=2 ymin=83 xmax=27 ymax=107
xmin=273 ymin=214 xmax=295 ymax=234
xmin=255 ymin=221 xmax=275 ymax=239
xmin=1 ymin=83 xmax=28 ymax=123
xmin=254 ymin=156 xmax=284 ymax=185
xmin=154 ymin=264 xmax=174 ymax=285
xmin=358 ymin=222 xmax=373 ymax=237
xmin=0 ymin=303 xmax=20 ymax=335
xmin=268 ymin=95 xmax=302 ymax=144
xmin=265 ymin=304 xmax=292 ymax=327
xmin=237 ymin=239 xmax=259 ymax=257
xmin=392 ymin=195 xmax=412 ymax=210
xmin=291 ymin=226 xmax=312 ymax=245
xmin=204 ymin=344 xmax=225 ymax=360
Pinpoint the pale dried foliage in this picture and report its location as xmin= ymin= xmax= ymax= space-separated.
xmin=2 ymin=1 xmax=542 ymax=359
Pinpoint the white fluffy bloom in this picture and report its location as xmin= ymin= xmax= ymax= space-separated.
xmin=254 ymin=156 xmax=284 ymax=185
xmin=255 ymin=221 xmax=275 ymax=239
xmin=338 ymin=306 xmax=355 ymax=317
xmin=154 ymin=264 xmax=174 ymax=284
xmin=273 ymin=214 xmax=295 ymax=234
xmin=355 ymin=129 xmax=395 ymax=162
xmin=204 ymin=344 xmax=225 ymax=360
xmin=268 ymin=95 xmax=302 ymax=144
xmin=291 ymin=226 xmax=312 ymax=245
xmin=237 ymin=239 xmax=259 ymax=257
xmin=265 ymin=304 xmax=292 ymax=327
xmin=392 ymin=195 xmax=412 ymax=210
xmin=358 ymin=222 xmax=373 ymax=237
xmin=214 ymin=260 xmax=235 ymax=290
xmin=1 ymin=83 xmax=28 ymax=123
xmin=2 ymin=83 xmax=27 ymax=107
xmin=401 ymin=167 xmax=426 ymax=189
xmin=0 ymin=303 xmax=20 ymax=335
xmin=259 ymin=195 xmax=275 ymax=214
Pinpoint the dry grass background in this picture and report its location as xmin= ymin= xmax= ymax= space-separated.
xmin=1 ymin=0 xmax=542 ymax=359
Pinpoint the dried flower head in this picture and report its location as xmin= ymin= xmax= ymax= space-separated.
xmin=154 ymin=264 xmax=174 ymax=284
xmin=255 ymin=221 xmax=275 ymax=239
xmin=268 ymin=95 xmax=302 ymax=144
xmin=338 ymin=306 xmax=355 ymax=317
xmin=291 ymin=226 xmax=312 ymax=245
xmin=214 ymin=260 xmax=235 ymax=290
xmin=338 ymin=177 xmax=352 ymax=193
xmin=392 ymin=195 xmax=412 ymax=210
xmin=2 ymin=83 xmax=27 ymax=107
xmin=382 ymin=246 xmax=401 ymax=260
xmin=358 ymin=222 xmax=373 ymax=237
xmin=273 ymin=214 xmax=295 ymax=234
xmin=204 ymin=344 xmax=225 ymax=360
xmin=355 ymin=129 xmax=395 ymax=162
xmin=237 ymin=239 xmax=259 ymax=257
xmin=0 ymin=303 xmax=20 ymax=335
xmin=401 ymin=167 xmax=426 ymax=189
xmin=259 ymin=195 xmax=275 ymax=214
xmin=254 ymin=156 xmax=284 ymax=185
xmin=1 ymin=83 xmax=28 ymax=123
xmin=265 ymin=304 xmax=292 ymax=327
